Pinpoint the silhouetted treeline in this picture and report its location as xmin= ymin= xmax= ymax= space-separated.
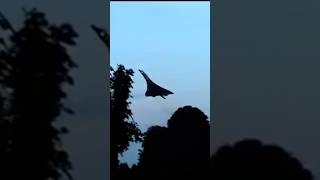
xmin=137 ymin=105 xmax=210 ymax=180
xmin=0 ymin=9 xmax=77 ymax=180
xmin=212 ymin=139 xmax=313 ymax=180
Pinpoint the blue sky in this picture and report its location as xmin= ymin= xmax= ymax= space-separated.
xmin=111 ymin=2 xmax=210 ymax=165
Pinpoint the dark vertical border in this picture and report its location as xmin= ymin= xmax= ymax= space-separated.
xmin=210 ymin=0 xmax=215 ymax=156
xmin=106 ymin=0 xmax=111 ymax=180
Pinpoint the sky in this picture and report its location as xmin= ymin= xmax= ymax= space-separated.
xmin=110 ymin=2 xmax=210 ymax=165
xmin=0 ymin=1 xmax=108 ymax=180
xmin=213 ymin=0 xmax=320 ymax=179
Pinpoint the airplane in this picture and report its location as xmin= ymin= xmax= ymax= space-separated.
xmin=0 ymin=11 xmax=15 ymax=33
xmin=139 ymin=69 xmax=173 ymax=99
xmin=90 ymin=24 xmax=110 ymax=49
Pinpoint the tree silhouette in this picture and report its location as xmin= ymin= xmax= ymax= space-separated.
xmin=0 ymin=8 xmax=77 ymax=180
xmin=110 ymin=64 xmax=142 ymax=178
xmin=211 ymin=139 xmax=313 ymax=180
xmin=137 ymin=125 xmax=169 ymax=180
xmin=137 ymin=105 xmax=210 ymax=180
xmin=0 ymin=11 xmax=12 ymax=178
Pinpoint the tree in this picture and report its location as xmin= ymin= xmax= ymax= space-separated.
xmin=110 ymin=64 xmax=142 ymax=177
xmin=211 ymin=139 xmax=313 ymax=180
xmin=137 ymin=125 xmax=169 ymax=180
xmin=0 ymin=8 xmax=77 ymax=180
xmin=137 ymin=106 xmax=210 ymax=180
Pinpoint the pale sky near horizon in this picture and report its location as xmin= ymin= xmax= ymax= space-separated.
xmin=111 ymin=1 xmax=210 ymax=165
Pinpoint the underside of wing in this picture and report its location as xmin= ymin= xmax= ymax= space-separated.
xmin=145 ymin=79 xmax=174 ymax=97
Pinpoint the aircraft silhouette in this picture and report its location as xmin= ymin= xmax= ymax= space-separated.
xmin=90 ymin=24 xmax=109 ymax=48
xmin=0 ymin=11 xmax=16 ymax=33
xmin=139 ymin=69 xmax=173 ymax=99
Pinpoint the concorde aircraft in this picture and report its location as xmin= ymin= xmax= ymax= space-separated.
xmin=139 ymin=69 xmax=173 ymax=99
xmin=90 ymin=24 xmax=109 ymax=48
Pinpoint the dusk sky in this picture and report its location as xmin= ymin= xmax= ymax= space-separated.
xmin=214 ymin=0 xmax=320 ymax=179
xmin=111 ymin=2 xmax=210 ymax=165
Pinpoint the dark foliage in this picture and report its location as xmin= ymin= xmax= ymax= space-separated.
xmin=110 ymin=64 xmax=143 ymax=178
xmin=211 ymin=139 xmax=314 ymax=180
xmin=0 ymin=8 xmax=77 ymax=180
xmin=137 ymin=105 xmax=210 ymax=180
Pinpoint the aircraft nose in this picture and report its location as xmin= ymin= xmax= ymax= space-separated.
xmin=90 ymin=24 xmax=96 ymax=30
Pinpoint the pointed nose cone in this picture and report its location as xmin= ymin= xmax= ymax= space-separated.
xmin=90 ymin=24 xmax=98 ymax=31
